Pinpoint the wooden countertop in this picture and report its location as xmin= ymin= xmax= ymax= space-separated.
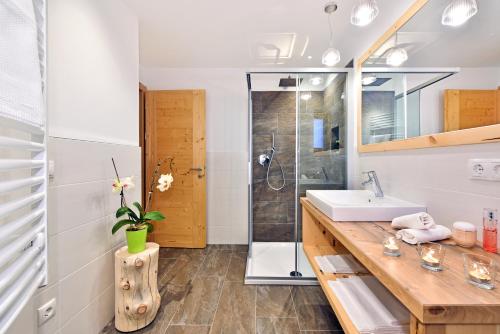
xmin=301 ymin=198 xmax=500 ymax=325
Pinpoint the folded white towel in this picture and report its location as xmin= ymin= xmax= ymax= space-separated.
xmin=314 ymin=255 xmax=368 ymax=274
xmin=396 ymin=225 xmax=451 ymax=245
xmin=391 ymin=212 xmax=435 ymax=230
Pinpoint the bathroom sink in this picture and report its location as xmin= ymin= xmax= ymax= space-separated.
xmin=306 ymin=190 xmax=426 ymax=222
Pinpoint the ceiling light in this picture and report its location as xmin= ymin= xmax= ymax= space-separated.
xmin=362 ymin=75 xmax=377 ymax=85
xmin=309 ymin=77 xmax=323 ymax=86
xmin=322 ymin=2 xmax=341 ymax=67
xmin=322 ymin=48 xmax=341 ymax=66
xmin=307 ymin=55 xmax=312 ymax=59
xmin=442 ymin=0 xmax=478 ymax=26
xmin=386 ymin=47 xmax=408 ymax=67
xmin=301 ymin=92 xmax=312 ymax=101
xmin=351 ymin=0 xmax=379 ymax=26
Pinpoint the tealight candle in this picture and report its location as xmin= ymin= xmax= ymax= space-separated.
xmin=469 ymin=263 xmax=492 ymax=284
xmin=463 ymin=253 xmax=496 ymax=290
xmin=417 ymin=242 xmax=445 ymax=272
xmin=422 ymin=249 xmax=440 ymax=267
xmin=383 ymin=236 xmax=401 ymax=257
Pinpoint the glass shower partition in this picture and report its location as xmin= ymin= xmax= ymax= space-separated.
xmin=295 ymin=73 xmax=348 ymax=276
xmin=245 ymin=71 xmax=348 ymax=284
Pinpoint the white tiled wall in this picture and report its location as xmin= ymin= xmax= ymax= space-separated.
xmin=48 ymin=138 xmax=140 ymax=333
xmin=140 ymin=67 xmax=249 ymax=244
xmin=359 ymin=142 xmax=500 ymax=242
xmin=8 ymin=138 xmax=141 ymax=334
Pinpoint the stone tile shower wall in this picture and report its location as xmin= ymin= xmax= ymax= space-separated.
xmin=299 ymin=75 xmax=347 ymax=196
xmin=252 ymin=92 xmax=296 ymax=242
xmin=251 ymin=78 xmax=347 ymax=243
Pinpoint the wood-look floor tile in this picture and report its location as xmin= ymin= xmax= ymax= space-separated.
xmin=159 ymin=247 xmax=209 ymax=259
xmin=171 ymin=277 xmax=223 ymax=325
xmin=292 ymin=286 xmax=341 ymax=331
xmin=166 ymin=325 xmax=211 ymax=334
xmin=210 ymin=282 xmax=256 ymax=334
xmin=256 ymin=286 xmax=295 ymax=318
xmin=225 ymin=252 xmax=247 ymax=282
xmin=256 ymin=317 xmax=300 ymax=334
xmin=160 ymin=253 xmax=204 ymax=287
xmin=198 ymin=250 xmax=232 ymax=278
xmin=157 ymin=258 xmax=178 ymax=289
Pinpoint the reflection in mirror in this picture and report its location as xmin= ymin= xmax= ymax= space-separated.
xmin=360 ymin=0 xmax=500 ymax=145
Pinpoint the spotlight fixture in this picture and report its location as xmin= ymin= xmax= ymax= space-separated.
xmin=361 ymin=75 xmax=377 ymax=85
xmin=442 ymin=0 xmax=478 ymax=26
xmin=351 ymin=0 xmax=379 ymax=26
xmin=301 ymin=92 xmax=312 ymax=101
xmin=309 ymin=77 xmax=323 ymax=86
xmin=386 ymin=47 xmax=408 ymax=67
xmin=322 ymin=2 xmax=341 ymax=67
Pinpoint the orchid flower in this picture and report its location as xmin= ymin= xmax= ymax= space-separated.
xmin=112 ymin=176 xmax=135 ymax=193
xmin=157 ymin=173 xmax=174 ymax=192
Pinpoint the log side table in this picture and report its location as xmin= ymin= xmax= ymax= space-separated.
xmin=114 ymin=242 xmax=161 ymax=332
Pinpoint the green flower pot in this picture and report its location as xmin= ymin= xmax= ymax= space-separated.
xmin=126 ymin=228 xmax=147 ymax=254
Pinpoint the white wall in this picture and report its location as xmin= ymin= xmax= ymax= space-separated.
xmin=8 ymin=0 xmax=139 ymax=333
xmin=359 ymin=142 xmax=500 ymax=243
xmin=140 ymin=67 xmax=248 ymax=244
xmin=47 ymin=0 xmax=139 ymax=146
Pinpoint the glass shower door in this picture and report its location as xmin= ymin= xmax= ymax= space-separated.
xmin=295 ymin=73 xmax=348 ymax=276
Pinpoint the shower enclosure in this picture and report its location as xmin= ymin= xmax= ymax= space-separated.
xmin=246 ymin=71 xmax=349 ymax=284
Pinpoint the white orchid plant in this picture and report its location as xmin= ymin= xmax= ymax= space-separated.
xmin=111 ymin=157 xmax=174 ymax=235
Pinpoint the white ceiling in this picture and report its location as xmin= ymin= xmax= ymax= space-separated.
xmin=365 ymin=0 xmax=500 ymax=67
xmin=123 ymin=0 xmax=415 ymax=68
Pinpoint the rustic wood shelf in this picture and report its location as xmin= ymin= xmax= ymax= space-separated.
xmin=301 ymin=197 xmax=500 ymax=334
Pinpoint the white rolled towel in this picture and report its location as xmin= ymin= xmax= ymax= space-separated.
xmin=391 ymin=212 xmax=435 ymax=230
xmin=396 ymin=225 xmax=452 ymax=245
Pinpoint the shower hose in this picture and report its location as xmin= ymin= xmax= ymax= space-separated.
xmin=266 ymin=146 xmax=286 ymax=191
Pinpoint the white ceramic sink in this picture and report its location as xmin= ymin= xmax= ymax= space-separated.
xmin=306 ymin=190 xmax=426 ymax=222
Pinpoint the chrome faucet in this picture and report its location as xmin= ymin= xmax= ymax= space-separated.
xmin=361 ymin=171 xmax=384 ymax=198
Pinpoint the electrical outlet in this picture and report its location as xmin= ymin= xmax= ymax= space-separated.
xmin=37 ymin=298 xmax=56 ymax=326
xmin=469 ymin=159 xmax=500 ymax=181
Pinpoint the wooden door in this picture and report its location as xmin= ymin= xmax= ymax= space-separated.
xmin=444 ymin=89 xmax=500 ymax=132
xmin=145 ymin=90 xmax=206 ymax=248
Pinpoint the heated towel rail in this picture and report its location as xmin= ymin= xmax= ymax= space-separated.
xmin=0 ymin=0 xmax=48 ymax=332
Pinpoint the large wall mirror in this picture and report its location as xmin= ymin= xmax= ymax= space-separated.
xmin=357 ymin=0 xmax=500 ymax=152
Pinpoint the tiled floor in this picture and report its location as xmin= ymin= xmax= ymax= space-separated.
xmin=101 ymin=245 xmax=343 ymax=334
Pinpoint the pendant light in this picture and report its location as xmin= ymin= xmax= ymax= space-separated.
xmin=386 ymin=33 xmax=407 ymax=67
xmin=322 ymin=2 xmax=341 ymax=67
xmin=442 ymin=0 xmax=478 ymax=26
xmin=386 ymin=48 xmax=408 ymax=66
xmin=351 ymin=0 xmax=379 ymax=26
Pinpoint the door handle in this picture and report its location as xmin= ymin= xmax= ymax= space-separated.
xmin=190 ymin=167 xmax=205 ymax=178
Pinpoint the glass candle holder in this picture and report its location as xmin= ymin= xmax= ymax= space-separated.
xmin=383 ymin=236 xmax=401 ymax=257
xmin=463 ymin=253 xmax=496 ymax=290
xmin=417 ymin=242 xmax=445 ymax=271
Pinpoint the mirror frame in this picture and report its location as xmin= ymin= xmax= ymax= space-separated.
xmin=356 ymin=0 xmax=500 ymax=153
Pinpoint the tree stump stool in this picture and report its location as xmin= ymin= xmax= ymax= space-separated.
xmin=114 ymin=242 xmax=161 ymax=332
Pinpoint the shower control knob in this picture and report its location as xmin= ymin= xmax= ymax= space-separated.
xmin=258 ymin=154 xmax=270 ymax=166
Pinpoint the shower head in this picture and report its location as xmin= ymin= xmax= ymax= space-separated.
xmin=278 ymin=76 xmax=303 ymax=88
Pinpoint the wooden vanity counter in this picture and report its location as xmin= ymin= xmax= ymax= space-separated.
xmin=301 ymin=197 xmax=500 ymax=334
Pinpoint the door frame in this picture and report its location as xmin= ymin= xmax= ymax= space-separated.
xmin=139 ymin=82 xmax=147 ymax=205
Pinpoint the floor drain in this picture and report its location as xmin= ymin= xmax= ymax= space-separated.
xmin=289 ymin=271 xmax=303 ymax=277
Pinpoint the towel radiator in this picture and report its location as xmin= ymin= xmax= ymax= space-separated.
xmin=0 ymin=0 xmax=48 ymax=332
